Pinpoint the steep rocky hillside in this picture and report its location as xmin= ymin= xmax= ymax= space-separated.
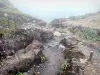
xmin=50 ymin=11 xmax=100 ymax=42
xmin=0 ymin=0 xmax=13 ymax=7
xmin=0 ymin=0 xmax=46 ymax=36
xmin=48 ymin=12 xmax=100 ymax=75
xmin=67 ymin=11 xmax=100 ymax=29
xmin=0 ymin=1 xmax=54 ymax=75
xmin=50 ymin=11 xmax=100 ymax=29
xmin=1 ymin=0 xmax=100 ymax=75
xmin=0 ymin=0 xmax=19 ymax=13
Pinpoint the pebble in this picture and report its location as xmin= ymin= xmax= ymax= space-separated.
xmin=37 ymin=72 xmax=40 ymax=74
xmin=34 ymin=65 xmax=36 ymax=67
xmin=37 ymin=66 xmax=40 ymax=68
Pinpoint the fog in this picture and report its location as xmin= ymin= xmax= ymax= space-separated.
xmin=9 ymin=0 xmax=100 ymax=21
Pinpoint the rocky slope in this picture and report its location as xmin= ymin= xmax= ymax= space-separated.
xmin=0 ymin=0 xmax=54 ymax=75
xmin=50 ymin=11 xmax=100 ymax=29
xmin=48 ymin=11 xmax=100 ymax=75
xmin=0 ymin=0 xmax=100 ymax=75
xmin=0 ymin=0 xmax=46 ymax=36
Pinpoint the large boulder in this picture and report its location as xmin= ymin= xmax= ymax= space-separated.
xmin=59 ymin=37 xmax=79 ymax=48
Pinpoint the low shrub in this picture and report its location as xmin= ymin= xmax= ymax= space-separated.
xmin=70 ymin=26 xmax=100 ymax=41
xmin=16 ymin=72 xmax=23 ymax=75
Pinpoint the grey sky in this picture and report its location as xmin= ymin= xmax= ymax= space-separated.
xmin=9 ymin=0 xmax=100 ymax=21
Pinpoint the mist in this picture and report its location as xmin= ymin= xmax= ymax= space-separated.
xmin=9 ymin=0 xmax=100 ymax=22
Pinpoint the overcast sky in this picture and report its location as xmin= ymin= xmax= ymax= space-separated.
xmin=9 ymin=0 xmax=100 ymax=21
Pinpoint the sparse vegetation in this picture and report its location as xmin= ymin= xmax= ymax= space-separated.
xmin=60 ymin=60 xmax=70 ymax=75
xmin=0 ymin=17 xmax=16 ymax=36
xmin=41 ymin=55 xmax=47 ymax=63
xmin=70 ymin=27 xmax=100 ymax=41
xmin=59 ymin=39 xmax=85 ymax=75
xmin=0 ymin=17 xmax=9 ymax=25
xmin=1 ymin=0 xmax=100 ymax=75
xmin=80 ymin=28 xmax=100 ymax=41
xmin=69 ymin=13 xmax=96 ymax=20
xmin=69 ymin=16 xmax=79 ymax=20
xmin=16 ymin=72 xmax=23 ymax=75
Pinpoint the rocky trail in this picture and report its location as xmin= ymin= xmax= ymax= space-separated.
xmin=0 ymin=0 xmax=100 ymax=75
xmin=1 ymin=22 xmax=100 ymax=75
xmin=34 ymin=38 xmax=64 ymax=75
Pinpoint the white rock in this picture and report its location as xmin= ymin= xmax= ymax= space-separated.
xmin=59 ymin=44 xmax=66 ymax=51
xmin=54 ymin=31 xmax=61 ymax=37
xmin=80 ymin=59 xmax=87 ymax=64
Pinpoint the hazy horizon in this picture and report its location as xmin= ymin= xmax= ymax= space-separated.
xmin=9 ymin=0 xmax=100 ymax=22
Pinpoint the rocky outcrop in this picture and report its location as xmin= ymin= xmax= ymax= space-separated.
xmin=59 ymin=37 xmax=79 ymax=48
xmin=0 ymin=40 xmax=43 ymax=75
xmin=0 ymin=28 xmax=53 ymax=57
xmin=49 ymin=18 xmax=67 ymax=28
xmin=0 ymin=0 xmax=54 ymax=75
xmin=59 ymin=37 xmax=86 ymax=75
xmin=0 ymin=26 xmax=54 ymax=75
